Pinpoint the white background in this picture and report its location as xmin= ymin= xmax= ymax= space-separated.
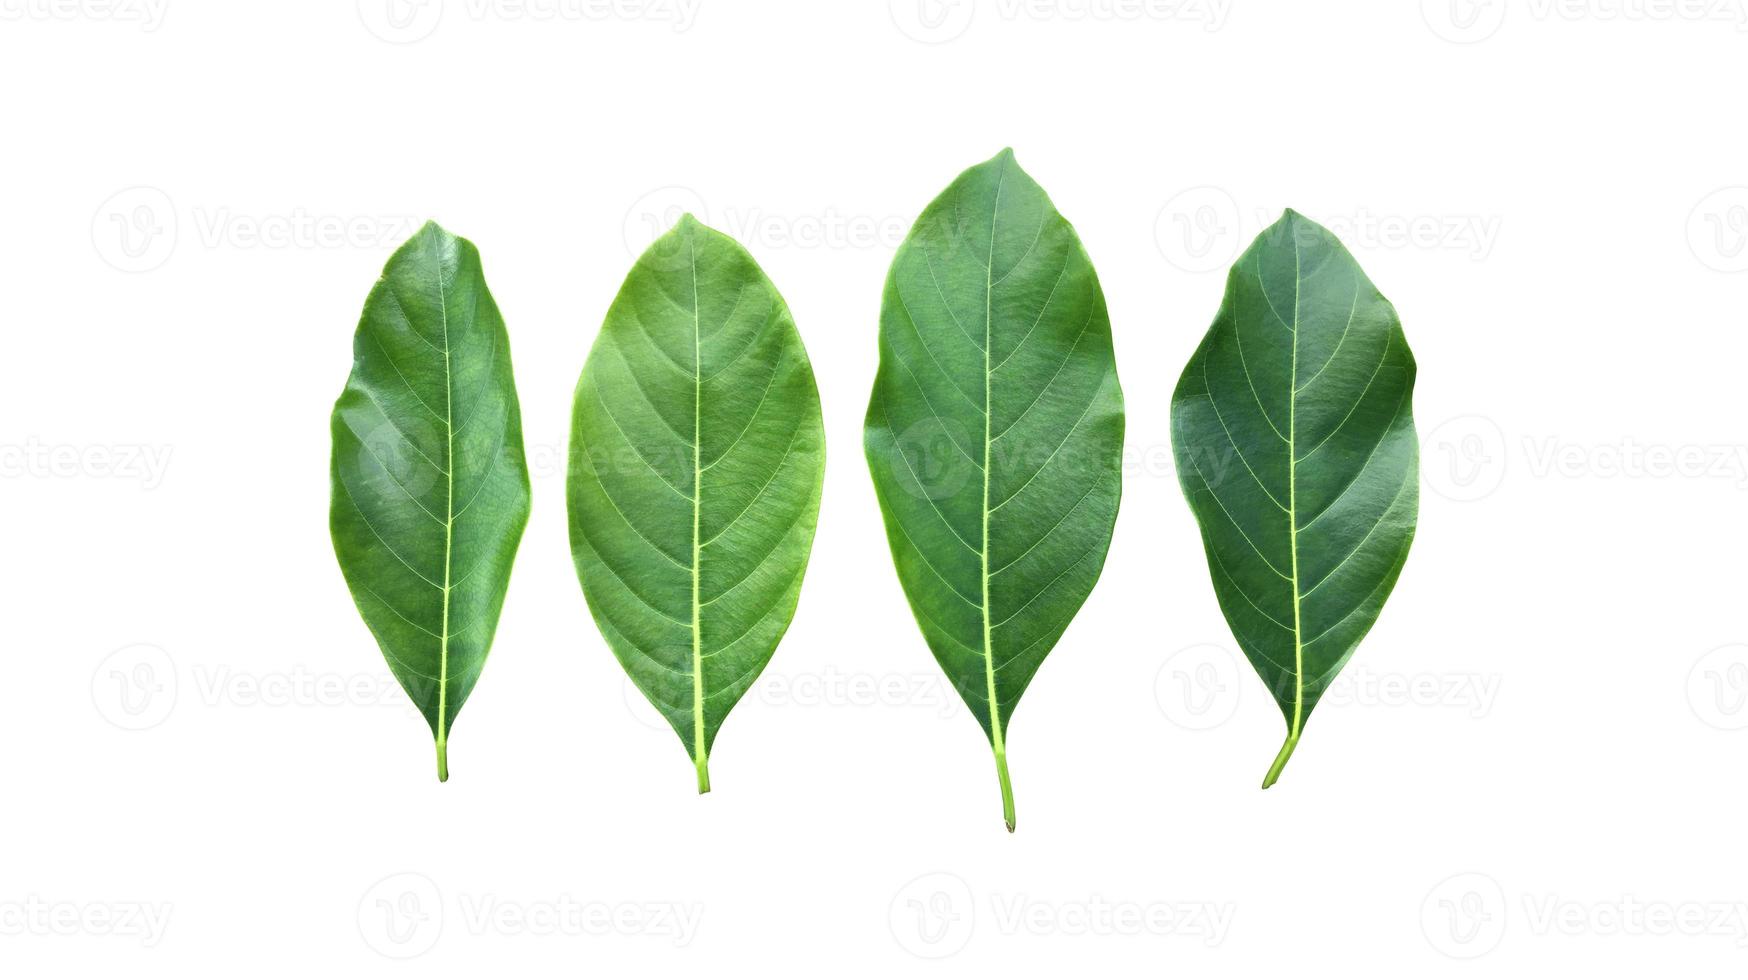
xmin=4 ymin=0 xmax=1747 ymax=974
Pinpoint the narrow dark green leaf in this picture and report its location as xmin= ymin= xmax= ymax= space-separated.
xmin=330 ymin=221 xmax=531 ymax=781
xmin=1171 ymin=210 xmax=1418 ymax=787
xmin=864 ymin=149 xmax=1125 ymax=831
xmin=568 ymin=215 xmax=825 ymax=793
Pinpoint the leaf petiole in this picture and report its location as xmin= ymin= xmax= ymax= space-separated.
xmin=994 ymin=745 xmax=1015 ymax=833
xmin=1261 ymin=730 xmax=1300 ymax=789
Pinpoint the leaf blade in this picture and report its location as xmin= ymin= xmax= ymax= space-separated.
xmin=1171 ymin=210 xmax=1418 ymax=787
xmin=569 ymin=216 xmax=825 ymax=791
xmin=865 ymin=149 xmax=1125 ymax=830
xmin=330 ymin=221 xmax=531 ymax=781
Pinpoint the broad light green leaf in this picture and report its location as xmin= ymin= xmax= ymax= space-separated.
xmin=568 ymin=215 xmax=824 ymax=793
xmin=864 ymin=149 xmax=1125 ymax=831
xmin=330 ymin=221 xmax=531 ymax=782
xmin=1171 ymin=210 xmax=1418 ymax=787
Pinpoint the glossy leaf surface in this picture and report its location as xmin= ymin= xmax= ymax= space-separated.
xmin=568 ymin=216 xmax=824 ymax=792
xmin=1171 ymin=210 xmax=1418 ymax=787
xmin=864 ymin=150 xmax=1125 ymax=830
xmin=331 ymin=221 xmax=531 ymax=781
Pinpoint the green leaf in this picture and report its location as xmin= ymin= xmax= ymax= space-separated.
xmin=1171 ymin=210 xmax=1419 ymax=788
xmin=568 ymin=215 xmax=825 ymax=793
xmin=330 ymin=221 xmax=531 ymax=782
xmin=864 ymin=149 xmax=1125 ymax=831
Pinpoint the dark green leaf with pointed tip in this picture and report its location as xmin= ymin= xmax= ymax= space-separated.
xmin=568 ymin=216 xmax=825 ymax=793
xmin=1171 ymin=210 xmax=1418 ymax=787
xmin=864 ymin=150 xmax=1125 ymax=830
xmin=331 ymin=221 xmax=531 ymax=781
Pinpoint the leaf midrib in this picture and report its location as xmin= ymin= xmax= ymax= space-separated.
xmin=1286 ymin=234 xmax=1305 ymax=746
xmin=980 ymin=164 xmax=1007 ymax=759
xmin=688 ymin=232 xmax=708 ymax=788
xmin=436 ymin=242 xmax=455 ymax=773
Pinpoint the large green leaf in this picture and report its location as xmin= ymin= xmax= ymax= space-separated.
xmin=1171 ymin=210 xmax=1418 ymax=787
xmin=330 ymin=221 xmax=531 ymax=782
xmin=568 ymin=215 xmax=824 ymax=793
xmin=864 ymin=149 xmax=1125 ymax=831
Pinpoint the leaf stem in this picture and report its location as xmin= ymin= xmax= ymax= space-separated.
xmin=695 ymin=752 xmax=711 ymax=795
xmin=994 ymin=745 xmax=1015 ymax=832
xmin=1261 ymin=730 xmax=1299 ymax=789
xmin=436 ymin=736 xmax=449 ymax=783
